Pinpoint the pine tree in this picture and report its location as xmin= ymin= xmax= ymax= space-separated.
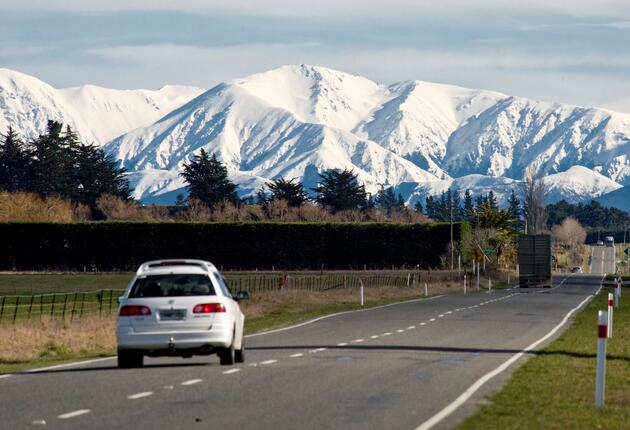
xmin=265 ymin=177 xmax=306 ymax=207
xmin=451 ymin=188 xmax=462 ymax=221
xmin=312 ymin=168 xmax=366 ymax=212
xmin=463 ymin=189 xmax=475 ymax=221
xmin=425 ymin=195 xmax=435 ymax=219
xmin=181 ymin=149 xmax=239 ymax=207
xmin=507 ymin=189 xmax=522 ymax=231
xmin=28 ymin=121 xmax=74 ymax=196
xmin=71 ymin=142 xmax=131 ymax=208
xmin=0 ymin=127 xmax=29 ymax=191
xmin=414 ymin=200 xmax=424 ymax=214
xmin=487 ymin=190 xmax=499 ymax=210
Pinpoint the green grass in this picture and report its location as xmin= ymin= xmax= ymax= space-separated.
xmin=0 ymin=351 xmax=113 ymax=374
xmin=244 ymin=294 xmax=423 ymax=334
xmin=458 ymin=288 xmax=630 ymax=430
xmin=0 ymin=273 xmax=132 ymax=295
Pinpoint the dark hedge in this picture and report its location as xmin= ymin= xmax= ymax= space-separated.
xmin=0 ymin=222 xmax=465 ymax=271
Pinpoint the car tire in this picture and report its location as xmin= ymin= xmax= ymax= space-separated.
xmin=235 ymin=341 xmax=245 ymax=363
xmin=118 ymin=348 xmax=143 ymax=368
xmin=219 ymin=342 xmax=236 ymax=365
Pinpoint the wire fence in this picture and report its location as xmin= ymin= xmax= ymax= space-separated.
xmin=0 ymin=269 xmax=498 ymax=324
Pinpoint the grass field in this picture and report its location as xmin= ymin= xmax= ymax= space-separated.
xmin=458 ymin=287 xmax=630 ymax=430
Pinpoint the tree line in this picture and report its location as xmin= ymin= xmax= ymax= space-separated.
xmin=0 ymin=122 xmax=130 ymax=215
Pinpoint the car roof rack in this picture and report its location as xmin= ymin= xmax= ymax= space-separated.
xmin=137 ymin=259 xmax=216 ymax=275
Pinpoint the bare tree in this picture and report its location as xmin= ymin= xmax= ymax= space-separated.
xmin=552 ymin=217 xmax=587 ymax=248
xmin=522 ymin=168 xmax=547 ymax=234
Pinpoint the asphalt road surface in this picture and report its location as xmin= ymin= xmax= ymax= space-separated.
xmin=590 ymin=245 xmax=616 ymax=274
xmin=0 ymin=275 xmax=604 ymax=430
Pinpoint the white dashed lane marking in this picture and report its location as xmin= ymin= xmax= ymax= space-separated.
xmin=337 ymin=342 xmax=348 ymax=346
xmin=261 ymin=359 xmax=278 ymax=365
xmin=370 ymin=335 xmax=379 ymax=339
xmin=58 ymin=409 xmax=91 ymax=419
xmin=181 ymin=379 xmax=203 ymax=386
xmin=290 ymin=353 xmax=304 ymax=358
xmin=127 ymin=391 xmax=153 ymax=400
xmin=223 ymin=369 xmax=241 ymax=375
xmin=352 ymin=339 xmax=365 ymax=343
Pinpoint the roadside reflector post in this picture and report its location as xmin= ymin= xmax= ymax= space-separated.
xmin=464 ymin=275 xmax=467 ymax=294
xmin=424 ymin=282 xmax=428 ymax=297
xmin=488 ymin=278 xmax=492 ymax=292
xmin=476 ymin=263 xmax=480 ymax=291
xmin=595 ymin=310 xmax=608 ymax=408
xmin=608 ymin=293 xmax=614 ymax=338
xmin=359 ymin=279 xmax=364 ymax=306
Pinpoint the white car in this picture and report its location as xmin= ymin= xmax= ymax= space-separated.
xmin=116 ymin=259 xmax=248 ymax=368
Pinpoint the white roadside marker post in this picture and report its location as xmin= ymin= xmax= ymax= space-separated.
xmin=424 ymin=282 xmax=428 ymax=297
xmin=488 ymin=278 xmax=492 ymax=292
xmin=476 ymin=262 xmax=480 ymax=291
xmin=608 ymin=293 xmax=614 ymax=338
xmin=464 ymin=275 xmax=467 ymax=294
xmin=595 ymin=310 xmax=608 ymax=408
xmin=359 ymin=279 xmax=364 ymax=307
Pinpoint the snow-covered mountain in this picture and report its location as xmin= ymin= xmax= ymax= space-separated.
xmin=0 ymin=68 xmax=203 ymax=145
xmin=596 ymin=185 xmax=630 ymax=213
xmin=3 ymin=65 xmax=630 ymax=209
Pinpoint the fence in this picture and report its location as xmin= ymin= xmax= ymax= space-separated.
xmin=0 ymin=289 xmax=123 ymax=324
xmin=0 ymin=268 xmax=503 ymax=323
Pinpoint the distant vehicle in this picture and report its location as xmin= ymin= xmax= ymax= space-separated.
xmin=596 ymin=240 xmax=604 ymax=246
xmin=571 ymin=266 xmax=583 ymax=273
xmin=116 ymin=259 xmax=249 ymax=368
xmin=518 ymin=234 xmax=552 ymax=288
xmin=605 ymin=236 xmax=614 ymax=247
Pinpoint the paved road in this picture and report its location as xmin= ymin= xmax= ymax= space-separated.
xmin=0 ymin=273 xmax=604 ymax=430
xmin=590 ymin=245 xmax=616 ymax=274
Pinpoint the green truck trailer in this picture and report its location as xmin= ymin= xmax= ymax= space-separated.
xmin=518 ymin=234 xmax=552 ymax=288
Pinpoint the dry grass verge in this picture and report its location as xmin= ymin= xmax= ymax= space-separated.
xmin=0 ymin=282 xmax=475 ymax=373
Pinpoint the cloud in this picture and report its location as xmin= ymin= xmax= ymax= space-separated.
xmin=5 ymin=1 xmax=630 ymax=20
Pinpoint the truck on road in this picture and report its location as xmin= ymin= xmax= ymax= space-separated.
xmin=518 ymin=234 xmax=552 ymax=288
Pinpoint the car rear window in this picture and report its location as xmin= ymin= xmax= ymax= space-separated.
xmin=129 ymin=274 xmax=216 ymax=298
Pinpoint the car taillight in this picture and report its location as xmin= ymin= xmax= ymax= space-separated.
xmin=193 ymin=303 xmax=226 ymax=313
xmin=119 ymin=305 xmax=152 ymax=316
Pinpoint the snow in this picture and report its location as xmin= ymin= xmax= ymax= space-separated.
xmin=2 ymin=65 xmax=630 ymax=207
xmin=0 ymin=68 xmax=203 ymax=145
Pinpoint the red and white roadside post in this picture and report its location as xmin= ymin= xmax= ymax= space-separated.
xmin=595 ymin=310 xmax=608 ymax=407
xmin=607 ymin=293 xmax=614 ymax=338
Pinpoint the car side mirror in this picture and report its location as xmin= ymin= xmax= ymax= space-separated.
xmin=234 ymin=291 xmax=250 ymax=302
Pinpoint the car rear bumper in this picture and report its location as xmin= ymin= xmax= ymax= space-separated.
xmin=116 ymin=326 xmax=232 ymax=351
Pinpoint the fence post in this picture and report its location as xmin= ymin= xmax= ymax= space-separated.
xmin=98 ymin=292 xmax=103 ymax=316
xmin=28 ymin=294 xmax=35 ymax=320
xmin=70 ymin=292 xmax=78 ymax=322
xmin=51 ymin=294 xmax=56 ymax=318
xmin=61 ymin=294 xmax=69 ymax=320
xmin=595 ymin=310 xmax=608 ymax=407
xmin=79 ymin=293 xmax=85 ymax=318
xmin=13 ymin=296 xmax=20 ymax=324
xmin=0 ymin=296 xmax=5 ymax=322
xmin=39 ymin=295 xmax=44 ymax=319
xmin=109 ymin=289 xmax=114 ymax=314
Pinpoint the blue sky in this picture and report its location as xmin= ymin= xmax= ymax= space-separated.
xmin=2 ymin=0 xmax=630 ymax=108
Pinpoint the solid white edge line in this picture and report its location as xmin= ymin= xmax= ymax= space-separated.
xmin=245 ymin=295 xmax=446 ymax=338
xmin=0 ymin=374 xmax=12 ymax=379
xmin=415 ymin=291 xmax=595 ymax=430
xmin=127 ymin=391 xmax=153 ymax=400
xmin=58 ymin=409 xmax=91 ymax=419
xmin=23 ymin=357 xmax=116 ymax=374
xmin=181 ymin=379 xmax=203 ymax=386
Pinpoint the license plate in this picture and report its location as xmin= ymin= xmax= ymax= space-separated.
xmin=159 ymin=309 xmax=186 ymax=321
